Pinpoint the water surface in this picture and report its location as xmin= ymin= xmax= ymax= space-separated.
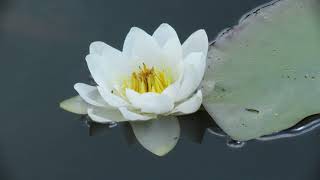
xmin=1 ymin=0 xmax=320 ymax=179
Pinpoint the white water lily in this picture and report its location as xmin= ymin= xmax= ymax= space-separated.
xmin=60 ymin=23 xmax=208 ymax=156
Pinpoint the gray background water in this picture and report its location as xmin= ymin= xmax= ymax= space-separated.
xmin=1 ymin=0 xmax=320 ymax=179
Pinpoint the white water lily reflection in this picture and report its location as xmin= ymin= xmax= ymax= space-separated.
xmin=60 ymin=23 xmax=208 ymax=156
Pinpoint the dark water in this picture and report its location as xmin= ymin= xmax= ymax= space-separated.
xmin=1 ymin=0 xmax=320 ymax=179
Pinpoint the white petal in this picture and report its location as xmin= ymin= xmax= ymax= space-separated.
xmin=60 ymin=96 xmax=89 ymax=115
xmin=162 ymin=37 xmax=183 ymax=75
xmin=119 ymin=107 xmax=155 ymax=121
xmin=130 ymin=116 xmax=180 ymax=156
xmin=161 ymin=62 xmax=184 ymax=101
xmin=86 ymin=51 xmax=130 ymax=89
xmin=88 ymin=107 xmax=127 ymax=123
xmin=130 ymin=30 xmax=163 ymax=68
xmin=172 ymin=90 xmax=202 ymax=114
xmin=85 ymin=54 xmax=110 ymax=89
xmin=161 ymin=82 xmax=179 ymax=100
xmin=175 ymin=52 xmax=204 ymax=102
xmin=153 ymin=23 xmax=180 ymax=47
xmin=182 ymin=30 xmax=208 ymax=88
xmin=90 ymin=41 xmax=114 ymax=56
xmin=182 ymin=29 xmax=208 ymax=59
xmin=97 ymin=86 xmax=129 ymax=108
xmin=123 ymin=27 xmax=149 ymax=57
xmin=126 ymin=89 xmax=174 ymax=114
xmin=74 ymin=83 xmax=107 ymax=107
xmin=184 ymin=51 xmax=206 ymax=83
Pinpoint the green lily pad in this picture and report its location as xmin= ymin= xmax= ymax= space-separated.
xmin=202 ymin=0 xmax=320 ymax=141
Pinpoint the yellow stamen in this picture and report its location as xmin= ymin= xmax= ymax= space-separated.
xmin=122 ymin=63 xmax=172 ymax=94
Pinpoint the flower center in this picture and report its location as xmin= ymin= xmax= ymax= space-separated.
xmin=122 ymin=63 xmax=172 ymax=94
